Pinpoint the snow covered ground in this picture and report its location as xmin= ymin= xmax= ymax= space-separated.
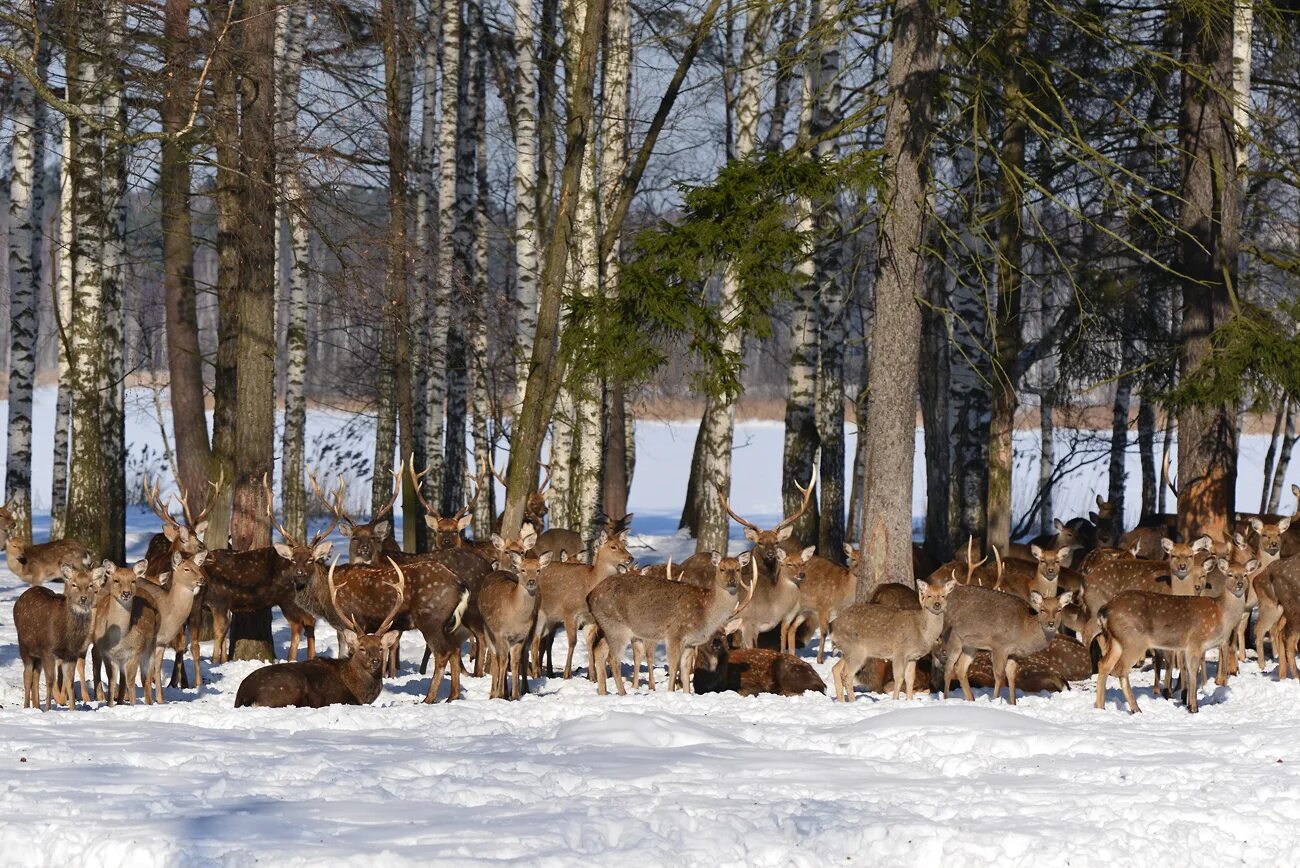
xmin=1 ymin=396 xmax=1300 ymax=865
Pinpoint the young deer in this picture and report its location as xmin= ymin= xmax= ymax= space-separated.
xmin=0 ymin=502 xmax=92 ymax=587
xmin=781 ymin=544 xmax=855 ymax=661
xmin=692 ymin=635 xmax=825 ymax=697
xmin=1079 ymin=536 xmax=1210 ymax=648
xmin=1095 ymin=558 xmax=1253 ymax=713
xmin=735 ymin=544 xmax=814 ymax=649
xmin=479 ymin=551 xmax=548 ymax=700
xmin=140 ymin=550 xmax=208 ymax=702
xmin=589 ymin=552 xmax=756 ymax=696
xmin=91 ymin=560 xmax=160 ymax=706
xmin=532 ymin=529 xmax=635 ymax=679
xmin=15 ymin=562 xmax=107 ymax=710
xmin=940 ymin=580 xmax=1074 ymax=705
xmin=830 ymin=576 xmax=956 ymax=702
xmin=234 ymin=559 xmax=405 ymax=708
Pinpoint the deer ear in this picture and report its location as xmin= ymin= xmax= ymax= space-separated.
xmin=802 ymin=545 xmax=816 ymax=562
xmin=743 ymin=527 xmax=759 ymax=542
xmin=1193 ymin=536 xmax=1211 ymax=553
xmin=194 ymin=521 xmax=209 ymax=538
xmin=313 ymin=541 xmax=333 ymax=561
xmin=60 ymin=563 xmax=76 ymax=581
xmin=508 ymin=552 xmax=523 ymax=571
xmin=374 ymin=521 xmax=390 ymax=538
xmin=1053 ymin=518 xmax=1066 ymax=531
xmin=1030 ymin=544 xmax=1043 ymax=560
xmin=1280 ymin=517 xmax=1292 ymax=533
xmin=558 ymin=550 xmax=570 ymax=563
xmin=457 ymin=514 xmax=473 ymax=531
xmin=1233 ymin=532 xmax=1246 ymax=547
xmin=1058 ymin=591 xmax=1074 ymax=608
xmin=273 ymin=543 xmax=295 ymax=561
xmin=172 ymin=551 xmax=184 ymax=568
xmin=491 ymin=534 xmax=506 ymax=552
xmin=380 ymin=630 xmax=400 ymax=649
xmin=158 ymin=572 xmax=173 ymax=588
xmin=776 ymin=548 xmax=788 ymax=563
xmin=1096 ymin=494 xmax=1105 ymax=509
xmin=943 ymin=578 xmax=958 ymax=595
xmin=102 ymin=559 xmax=116 ymax=575
xmin=1247 ymin=559 xmax=1261 ymax=574
xmin=162 ymin=525 xmax=180 ymax=543
xmin=424 ymin=515 xmax=438 ymax=529
xmin=1160 ymin=537 xmax=1175 ymax=554
xmin=1028 ymin=591 xmax=1043 ymax=611
xmin=736 ymin=551 xmax=752 ymax=567
xmin=776 ymin=525 xmax=794 ymax=543
xmin=538 ymin=551 xmax=553 ymax=569
xmin=192 ymin=550 xmax=208 ymax=567
xmin=615 ymin=561 xmax=629 ymax=574
xmin=132 ymin=560 xmax=149 ymax=578
xmin=1057 ymin=546 xmax=1071 ymax=562
xmin=339 ymin=523 xmax=355 ymax=538
xmin=843 ymin=543 xmax=854 ymax=558
xmin=1250 ymin=517 xmax=1264 ymax=533
xmin=710 ymin=550 xmax=722 ymax=566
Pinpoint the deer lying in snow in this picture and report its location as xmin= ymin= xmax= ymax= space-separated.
xmin=692 ymin=635 xmax=824 ymax=696
xmin=234 ymin=559 xmax=406 ymax=708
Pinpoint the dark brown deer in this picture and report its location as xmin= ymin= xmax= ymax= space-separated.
xmin=234 ymin=560 xmax=405 ymax=708
xmin=15 ymin=562 xmax=107 ymax=710
xmin=692 ymin=636 xmax=825 ymax=697
xmin=490 ymin=455 xmax=554 ymax=534
xmin=141 ymin=472 xmax=220 ymax=575
xmin=335 ymin=467 xmax=403 ymax=565
xmin=409 ymin=458 xmax=494 ymax=560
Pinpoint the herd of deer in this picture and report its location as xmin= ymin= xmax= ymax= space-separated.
xmin=6 ymin=453 xmax=1300 ymax=716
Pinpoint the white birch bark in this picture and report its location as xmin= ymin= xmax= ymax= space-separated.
xmin=278 ymin=0 xmax=310 ymax=539
xmin=512 ymin=0 xmax=540 ymax=412
xmin=51 ymin=115 xmax=74 ymax=539
xmin=470 ymin=29 xmax=494 ymax=538
xmin=5 ymin=20 xmax=43 ymax=539
xmin=412 ymin=6 xmax=441 ymax=481
xmin=696 ymin=1 xmax=769 ymax=555
xmin=1232 ymin=1 xmax=1253 ymax=176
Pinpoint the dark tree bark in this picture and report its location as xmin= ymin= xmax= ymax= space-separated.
xmin=919 ymin=254 xmax=950 ymax=567
xmin=161 ymin=0 xmax=211 ymax=515
xmin=1138 ymin=396 xmax=1157 ymax=519
xmin=603 ymin=381 xmax=630 ymax=520
xmin=1175 ymin=4 xmax=1239 ymax=542
xmin=856 ymin=0 xmax=939 ymax=598
xmin=227 ymin=0 xmax=279 ymax=661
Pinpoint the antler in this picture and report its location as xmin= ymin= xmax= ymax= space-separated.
xmin=716 ymin=488 xmax=761 ymax=532
xmin=377 ymin=557 xmax=408 ymax=634
xmin=665 ymin=555 xmax=674 ymax=582
xmin=409 ymin=455 xmax=440 ymax=517
xmin=962 ymin=536 xmax=988 ymax=584
xmin=143 ymin=476 xmax=182 ymax=532
xmin=537 ymin=462 xmax=552 ymax=494
xmin=992 ymin=544 xmax=1005 ymax=590
xmin=456 ymin=473 xmax=486 ymax=520
xmin=486 ymin=453 xmax=509 ymax=489
xmin=731 ymin=556 xmax=759 ymax=618
xmin=262 ymin=473 xmax=300 ymax=547
xmin=776 ymin=465 xmax=819 ymax=533
xmin=326 ymin=555 xmax=362 ymax=635
xmin=306 ymin=471 xmax=347 ymax=547
xmin=178 ymin=467 xmax=225 ymax=531
xmin=370 ymin=460 xmax=404 ymax=524
xmin=1162 ymin=448 xmax=1179 ymax=500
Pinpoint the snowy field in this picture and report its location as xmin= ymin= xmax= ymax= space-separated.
xmin=1 ymin=393 xmax=1299 ymax=866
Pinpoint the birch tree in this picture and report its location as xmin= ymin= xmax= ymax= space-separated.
xmin=5 ymin=7 xmax=45 ymax=542
xmin=513 ymin=0 xmax=541 ymax=410
xmin=51 ymin=116 xmax=73 ymax=539
xmin=101 ymin=0 xmax=128 ymax=563
xmin=470 ymin=5 xmax=495 ymax=537
xmin=696 ymin=0 xmax=770 ymax=555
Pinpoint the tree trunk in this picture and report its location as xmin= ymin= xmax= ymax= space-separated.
xmin=984 ymin=0 xmax=1028 ymax=554
xmin=101 ymin=0 xmax=128 ymax=564
xmin=783 ymin=198 xmax=820 ymax=547
xmin=1138 ymin=396 xmax=1157 ymax=519
xmin=63 ymin=1 xmax=111 ymax=560
xmin=162 ymin=0 xmax=212 ymax=518
xmin=764 ymin=0 xmax=804 ymax=152
xmin=695 ymin=0 xmax=769 ymax=556
xmin=1261 ymin=399 xmax=1286 ymax=515
xmin=5 ymin=14 xmax=43 ymax=543
xmin=919 ymin=254 xmax=949 ymax=566
xmin=513 ymin=0 xmax=541 ymax=411
xmin=1267 ymin=402 xmax=1296 ymax=515
xmin=1107 ymin=365 xmax=1134 ymax=541
xmin=811 ymin=0 xmax=845 ymax=563
xmin=499 ymin=0 xmax=608 ymax=540
xmin=277 ymin=0 xmax=309 ymax=540
xmin=228 ymin=0 xmax=279 ymax=661
xmin=1039 ymin=391 xmax=1055 ymax=535
xmin=1175 ymin=5 xmax=1239 ymax=542
xmin=855 ymin=0 xmax=938 ymax=597
xmin=603 ymin=382 xmax=630 ymax=520
xmin=427 ymin=0 xmax=463 ymax=508
xmin=679 ymin=419 xmax=706 ymax=535
xmin=51 ymin=114 xmax=74 ymax=540
xmin=469 ymin=1 xmax=495 ymax=539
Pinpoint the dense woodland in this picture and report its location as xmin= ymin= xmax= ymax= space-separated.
xmin=2 ymin=0 xmax=1300 ymax=661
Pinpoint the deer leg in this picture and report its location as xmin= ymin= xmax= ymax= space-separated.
xmin=1183 ymin=646 xmax=1200 ymax=713
xmin=1094 ymin=636 xmax=1123 ymax=710
xmin=1005 ymin=658 xmax=1019 ymax=706
xmin=510 ymin=643 xmax=525 ymax=701
xmin=991 ymin=649 xmax=1009 ymax=703
xmin=904 ymin=659 xmax=919 ymax=700
xmin=423 ymin=650 xmax=446 ymax=703
xmin=1117 ymin=645 xmax=1144 ymax=714
xmin=288 ymin=620 xmax=300 ymax=663
xmin=593 ymin=638 xmax=610 ymax=696
xmin=211 ymin=609 xmax=230 ymax=665
xmin=609 ymin=636 xmax=629 ymax=696
xmin=42 ymin=659 xmax=56 ymax=711
xmin=941 ymin=633 xmax=962 ymax=699
xmin=956 ymin=651 xmax=975 ymax=702
xmin=646 ymin=641 xmax=657 ymax=691
xmin=92 ymin=647 xmax=105 ymax=703
xmin=889 ymin=655 xmax=907 ymax=701
xmin=75 ymin=654 xmax=88 ymax=703
xmin=560 ymin=617 xmax=580 ymax=679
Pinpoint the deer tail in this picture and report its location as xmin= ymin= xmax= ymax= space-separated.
xmin=445 ymin=586 xmax=470 ymax=635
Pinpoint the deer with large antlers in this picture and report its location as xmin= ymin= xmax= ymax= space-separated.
xmin=490 ymin=455 xmax=555 ymax=533
xmin=234 ymin=558 xmax=406 ymax=708
xmin=142 ymin=472 xmax=222 ymax=573
xmin=409 ymin=458 xmax=494 ymax=560
xmin=337 ymin=466 xmax=403 ymax=565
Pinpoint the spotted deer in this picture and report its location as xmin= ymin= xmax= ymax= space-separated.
xmin=781 ymin=545 xmax=854 ymax=661
xmin=532 ymin=528 xmax=635 ymax=679
xmin=15 ymin=562 xmax=107 ymax=710
xmin=691 ymin=636 xmax=825 ymax=697
xmin=141 ymin=473 xmax=219 ymax=576
xmin=409 ymin=458 xmax=494 ymax=560
xmin=1079 ymin=536 xmax=1211 ymax=649
xmin=588 ymin=552 xmax=757 ymax=695
xmin=234 ymin=560 xmax=405 ymax=708
xmin=1095 ymin=558 xmax=1253 ymax=713
xmin=336 ymin=466 xmax=403 ymax=565
xmin=830 ymin=576 xmax=956 ymax=702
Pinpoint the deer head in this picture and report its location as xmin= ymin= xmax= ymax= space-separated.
xmin=0 ymin=502 xmax=16 ymax=543
xmin=775 ymin=545 xmax=817 ymax=587
xmin=327 ymin=555 xmax=405 ymax=667
xmin=267 ymin=474 xmax=343 ymax=591
xmin=103 ymin=560 xmax=141 ymax=609
xmin=716 ymin=467 xmax=817 ymax=581
xmin=163 ymin=550 xmax=209 ymax=595
xmin=1026 ymin=589 xmax=1074 ymax=640
xmin=61 ymin=561 xmax=108 ymax=615
xmin=1249 ymin=516 xmax=1291 ymax=563
xmin=413 ymin=457 xmax=485 ymax=551
xmin=1090 ymin=495 xmax=1118 ymax=546
xmin=144 ymin=470 xmax=223 ymax=555
xmin=1161 ymin=535 xmax=1211 ymax=585
xmin=490 ymin=524 xmax=539 ymax=569
xmin=506 ymin=549 xmax=552 ymax=597
xmin=335 ymin=465 xmax=401 ymax=565
xmin=490 ymin=454 xmax=552 ymax=530
xmin=1028 ymin=543 xmax=1071 ymax=584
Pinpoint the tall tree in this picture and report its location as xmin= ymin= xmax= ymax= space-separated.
xmin=1174 ymin=2 xmax=1240 ymax=541
xmin=513 ymin=0 xmax=541 ymax=410
xmin=277 ymin=0 xmax=310 ymax=540
xmin=226 ymin=0 xmax=280 ymax=660
xmin=855 ymin=0 xmax=939 ymax=596
xmin=63 ymin=0 xmax=112 ymax=560
xmin=162 ymin=0 xmax=212 ymax=518
xmin=51 ymin=114 xmax=74 ymax=540
xmin=984 ymin=0 xmax=1029 ymax=554
xmin=695 ymin=1 xmax=770 ymax=555
xmin=470 ymin=3 xmax=495 ymax=538
xmin=5 ymin=2 xmax=46 ymax=543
